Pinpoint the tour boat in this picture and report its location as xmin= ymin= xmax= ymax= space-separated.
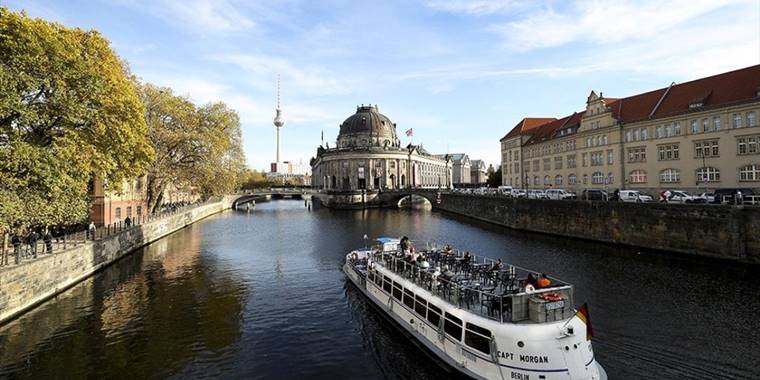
xmin=343 ymin=237 xmax=607 ymax=380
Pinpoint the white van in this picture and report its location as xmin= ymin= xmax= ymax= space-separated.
xmin=619 ymin=190 xmax=654 ymax=203
xmin=497 ymin=185 xmax=513 ymax=196
xmin=545 ymin=189 xmax=575 ymax=200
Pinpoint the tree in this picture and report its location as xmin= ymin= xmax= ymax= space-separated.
xmin=0 ymin=8 xmax=153 ymax=232
xmin=486 ymin=165 xmax=502 ymax=188
xmin=240 ymin=169 xmax=271 ymax=190
xmin=139 ymin=83 xmax=246 ymax=213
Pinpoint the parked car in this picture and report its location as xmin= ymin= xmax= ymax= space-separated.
xmin=699 ymin=192 xmax=716 ymax=203
xmin=666 ymin=190 xmax=705 ymax=204
xmin=545 ymin=189 xmax=575 ymax=200
xmin=527 ymin=189 xmax=548 ymax=199
xmin=497 ymin=185 xmax=513 ymax=196
xmin=712 ymin=188 xmax=755 ymax=204
xmin=581 ymin=189 xmax=608 ymax=201
xmin=511 ymin=189 xmax=527 ymax=198
xmin=619 ymin=190 xmax=654 ymax=203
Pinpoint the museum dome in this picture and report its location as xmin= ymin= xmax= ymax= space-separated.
xmin=337 ymin=105 xmax=400 ymax=149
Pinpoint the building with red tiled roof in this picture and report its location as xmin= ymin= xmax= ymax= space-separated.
xmin=500 ymin=65 xmax=760 ymax=194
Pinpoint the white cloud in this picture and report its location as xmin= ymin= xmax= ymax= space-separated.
xmin=490 ymin=0 xmax=737 ymax=50
xmin=112 ymin=0 xmax=255 ymax=33
xmin=424 ymin=0 xmax=525 ymax=15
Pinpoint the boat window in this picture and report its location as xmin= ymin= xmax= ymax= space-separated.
xmin=392 ymin=281 xmax=403 ymax=301
xmin=444 ymin=313 xmax=462 ymax=341
xmin=427 ymin=303 xmax=441 ymax=326
xmin=403 ymin=289 xmax=415 ymax=309
xmin=414 ymin=295 xmax=427 ymax=318
xmin=368 ymin=271 xmax=375 ymax=282
xmin=374 ymin=272 xmax=383 ymax=286
xmin=465 ymin=323 xmax=491 ymax=355
xmin=383 ymin=278 xmax=392 ymax=293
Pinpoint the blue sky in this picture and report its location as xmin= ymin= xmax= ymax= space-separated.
xmin=4 ymin=0 xmax=760 ymax=170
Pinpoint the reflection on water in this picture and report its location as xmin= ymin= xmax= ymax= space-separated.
xmin=1 ymin=200 xmax=759 ymax=379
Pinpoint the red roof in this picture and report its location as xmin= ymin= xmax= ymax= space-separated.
xmin=500 ymin=117 xmax=556 ymax=141
xmin=511 ymin=64 xmax=760 ymax=146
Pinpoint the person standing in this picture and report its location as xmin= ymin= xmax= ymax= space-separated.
xmin=12 ymin=233 xmax=22 ymax=264
xmin=43 ymin=229 xmax=53 ymax=254
xmin=88 ymin=222 xmax=96 ymax=240
xmin=125 ymin=216 xmax=132 ymax=228
xmin=27 ymin=229 xmax=39 ymax=258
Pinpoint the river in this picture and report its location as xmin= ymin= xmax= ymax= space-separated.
xmin=1 ymin=200 xmax=758 ymax=379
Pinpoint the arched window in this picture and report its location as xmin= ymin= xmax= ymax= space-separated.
xmin=660 ymin=169 xmax=680 ymax=183
xmin=543 ymin=175 xmax=551 ymax=186
xmin=629 ymin=170 xmax=647 ymax=184
xmin=696 ymin=167 xmax=720 ymax=182
xmin=568 ymin=174 xmax=577 ymax=185
xmin=592 ymin=172 xmax=604 ymax=184
xmin=739 ymin=165 xmax=760 ymax=181
xmin=555 ymin=175 xmax=563 ymax=186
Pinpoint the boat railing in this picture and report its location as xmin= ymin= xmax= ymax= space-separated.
xmin=368 ymin=249 xmax=574 ymax=324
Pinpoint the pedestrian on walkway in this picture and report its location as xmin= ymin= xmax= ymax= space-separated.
xmin=125 ymin=216 xmax=132 ymax=228
xmin=12 ymin=233 xmax=21 ymax=264
xmin=88 ymin=222 xmax=96 ymax=240
xmin=44 ymin=229 xmax=53 ymax=254
xmin=27 ymin=229 xmax=39 ymax=258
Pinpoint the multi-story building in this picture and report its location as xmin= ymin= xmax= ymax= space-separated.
xmin=449 ymin=153 xmax=471 ymax=185
xmin=470 ymin=159 xmax=487 ymax=185
xmin=500 ymin=65 xmax=760 ymax=193
xmin=90 ymin=176 xmax=148 ymax=226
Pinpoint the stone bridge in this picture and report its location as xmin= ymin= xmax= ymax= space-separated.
xmin=311 ymin=188 xmax=444 ymax=209
xmin=232 ymin=188 xmax=311 ymax=208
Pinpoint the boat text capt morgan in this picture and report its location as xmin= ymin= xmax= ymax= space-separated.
xmin=343 ymin=237 xmax=606 ymax=380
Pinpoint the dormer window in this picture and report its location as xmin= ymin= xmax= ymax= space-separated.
xmin=688 ymin=100 xmax=703 ymax=109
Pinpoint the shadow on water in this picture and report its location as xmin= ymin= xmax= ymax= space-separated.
xmin=0 ymin=200 xmax=758 ymax=379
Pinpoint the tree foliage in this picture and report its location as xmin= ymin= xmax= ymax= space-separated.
xmin=0 ymin=8 xmax=153 ymax=231
xmin=240 ymin=169 xmax=272 ymax=190
xmin=486 ymin=164 xmax=502 ymax=188
xmin=139 ymin=83 xmax=246 ymax=213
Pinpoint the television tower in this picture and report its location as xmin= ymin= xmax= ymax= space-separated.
xmin=273 ymin=75 xmax=285 ymax=167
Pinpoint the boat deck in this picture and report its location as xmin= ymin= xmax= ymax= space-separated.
xmin=350 ymin=243 xmax=574 ymax=323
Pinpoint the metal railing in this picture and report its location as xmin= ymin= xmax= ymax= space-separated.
xmin=0 ymin=199 xmax=211 ymax=268
xmin=363 ymin=243 xmax=573 ymax=324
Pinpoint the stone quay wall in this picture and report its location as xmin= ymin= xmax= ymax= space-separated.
xmin=0 ymin=198 xmax=233 ymax=325
xmin=435 ymin=194 xmax=760 ymax=264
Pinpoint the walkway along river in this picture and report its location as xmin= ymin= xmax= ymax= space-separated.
xmin=0 ymin=200 xmax=758 ymax=379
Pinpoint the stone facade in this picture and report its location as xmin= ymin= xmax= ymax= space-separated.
xmin=501 ymin=65 xmax=760 ymax=194
xmin=449 ymin=153 xmax=471 ymax=185
xmin=0 ymin=198 xmax=233 ymax=324
xmin=435 ymin=194 xmax=759 ymax=263
xmin=311 ymin=105 xmax=452 ymax=191
xmin=470 ymin=159 xmax=487 ymax=184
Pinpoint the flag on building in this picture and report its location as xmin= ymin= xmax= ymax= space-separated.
xmin=575 ymin=303 xmax=593 ymax=340
xmin=405 ymin=128 xmax=413 ymax=137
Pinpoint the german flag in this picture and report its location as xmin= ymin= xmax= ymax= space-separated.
xmin=575 ymin=303 xmax=593 ymax=340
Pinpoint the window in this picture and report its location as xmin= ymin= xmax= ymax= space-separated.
xmin=136 ymin=206 xmax=142 ymax=216
xmin=115 ymin=207 xmax=121 ymax=220
xmin=427 ymin=303 xmax=441 ymax=326
xmin=629 ymin=170 xmax=647 ymax=184
xmin=554 ymin=156 xmax=563 ymax=169
xmin=444 ymin=313 xmax=463 ymax=341
xmin=739 ymin=164 xmax=760 ymax=181
xmin=749 ymin=111 xmax=757 ymax=127
xmin=464 ymin=323 xmax=492 ymax=355
xmin=383 ymin=278 xmax=392 ymax=293
xmin=695 ymin=140 xmax=719 ymax=157
xmin=533 ymin=176 xmax=539 ymax=186
xmin=674 ymin=122 xmax=681 ymax=136
xmin=625 ymin=131 xmax=632 ymax=142
xmin=658 ymin=144 xmax=680 ymax=161
xmin=627 ymin=147 xmax=646 ymax=163
xmin=543 ymin=175 xmax=550 ymax=186
xmin=592 ymin=172 xmax=604 ymax=184
xmin=582 ymin=174 xmax=588 ymax=184
xmin=586 ymin=137 xmax=592 ymax=147
xmin=702 ymin=118 xmax=710 ymax=132
xmin=555 ymin=175 xmax=563 ymax=186
xmin=634 ymin=129 xmax=640 ymax=141
xmin=602 ymin=135 xmax=608 ymax=145
xmin=607 ymin=149 xmax=614 ymax=165
xmin=714 ymin=116 xmax=721 ymax=130
xmin=543 ymin=158 xmax=551 ymax=171
xmin=734 ymin=113 xmax=742 ymax=128
xmin=691 ymin=120 xmax=699 ymax=134
xmin=660 ymin=169 xmax=680 ymax=183
xmin=697 ymin=167 xmax=720 ymax=182
xmin=591 ymin=151 xmax=604 ymax=166
xmin=533 ymin=160 xmax=539 ymax=171
xmin=392 ymin=282 xmax=402 ymax=301
xmin=608 ymin=172 xmax=614 ymax=184
xmin=126 ymin=206 xmax=132 ymax=218
xmin=374 ymin=272 xmax=383 ymax=286
xmin=403 ymin=289 xmax=415 ymax=309
xmin=567 ymin=155 xmax=576 ymax=168
xmin=414 ymin=295 xmax=427 ymax=318
xmin=641 ymin=129 xmax=648 ymax=140
xmin=656 ymin=125 xmax=663 ymax=138
xmin=582 ymin=153 xmax=588 ymax=167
